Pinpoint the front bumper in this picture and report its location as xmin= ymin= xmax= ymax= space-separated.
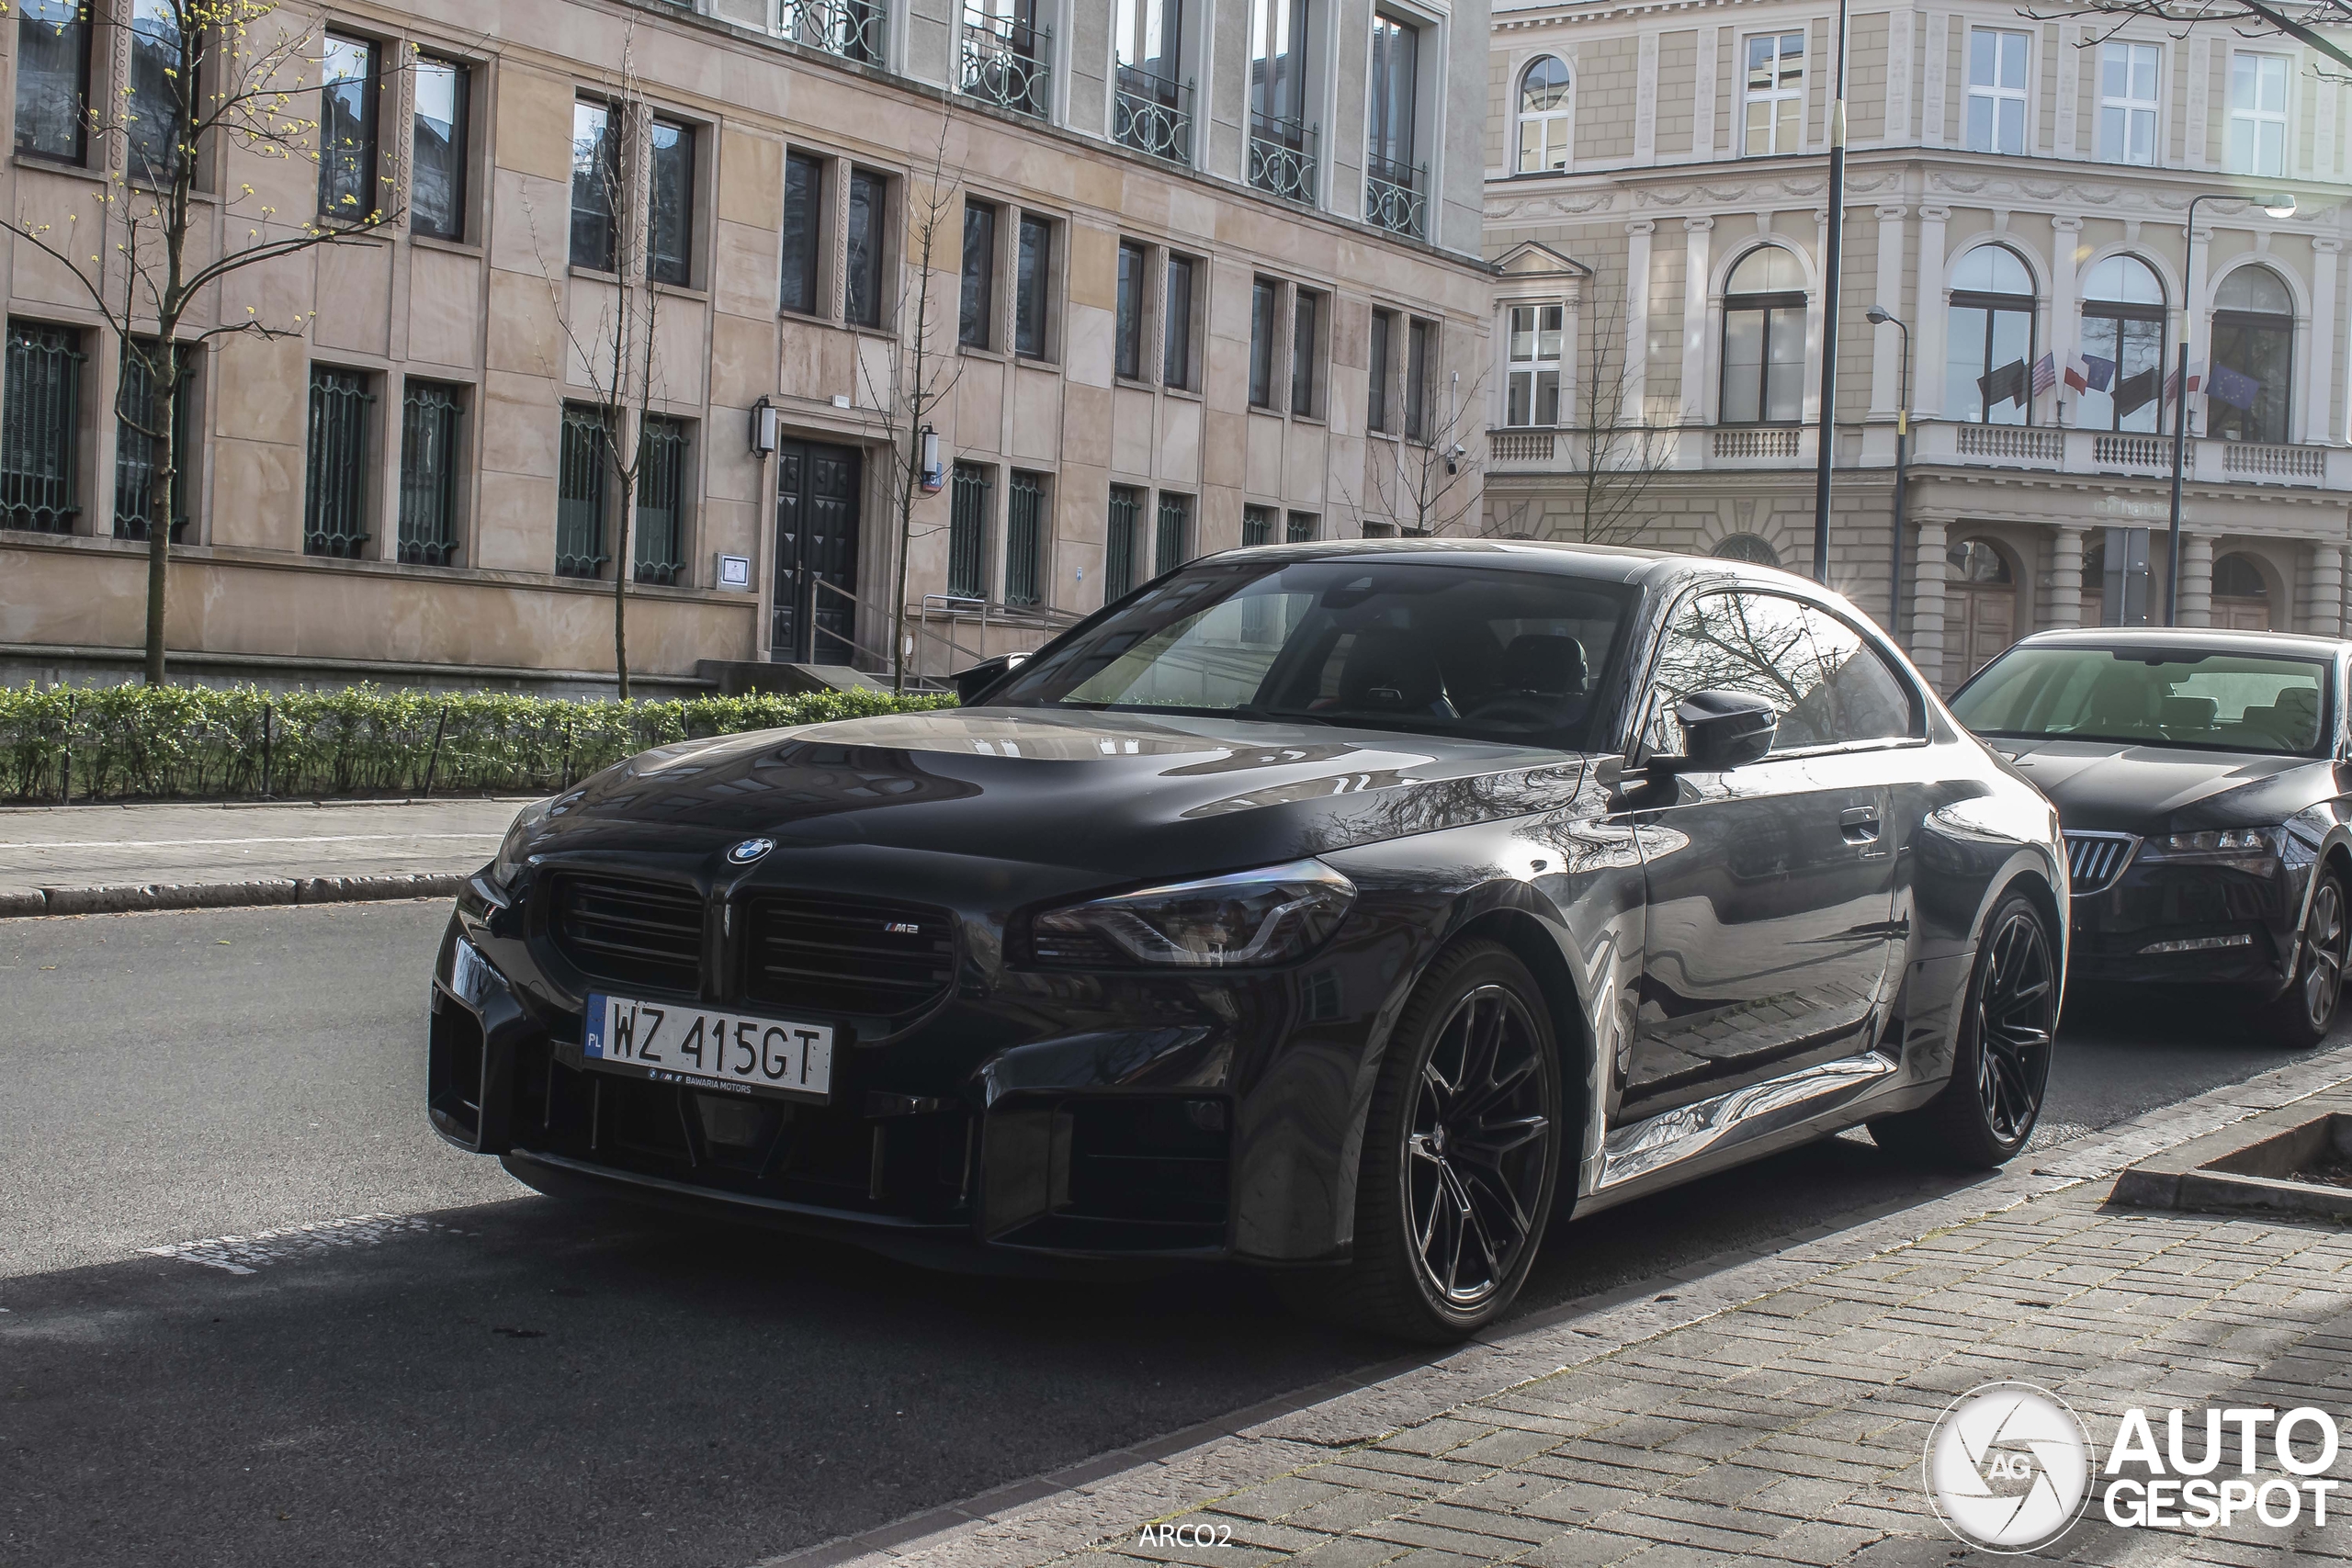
xmin=2064 ymin=850 xmax=2301 ymax=992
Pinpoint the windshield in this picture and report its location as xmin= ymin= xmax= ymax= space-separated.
xmin=989 ymin=558 xmax=1641 ymax=750
xmin=1951 ymin=645 xmax=2333 ymax=757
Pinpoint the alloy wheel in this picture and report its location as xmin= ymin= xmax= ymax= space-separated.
xmin=1404 ymin=985 xmax=1553 ymax=1309
xmin=2301 ymin=879 xmax=2347 ymax=1033
xmin=1974 ymin=909 xmax=2056 ymax=1145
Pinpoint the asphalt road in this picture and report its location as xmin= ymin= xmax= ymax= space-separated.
xmin=0 ymin=902 xmax=2334 ymax=1568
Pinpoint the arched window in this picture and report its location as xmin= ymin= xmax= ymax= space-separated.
xmin=1720 ymin=247 xmax=1804 ymax=424
xmin=2080 ymin=254 xmax=2166 ymax=434
xmin=1516 ymin=56 xmax=1571 ymax=173
xmin=2211 ymin=550 xmax=2273 ymax=630
xmin=2211 ymin=266 xmax=2294 ymax=445
xmin=1949 ymin=538 xmax=2013 ymax=583
xmin=1713 ymin=533 xmax=1781 ymax=566
xmin=1945 ymin=245 xmax=2036 ymax=426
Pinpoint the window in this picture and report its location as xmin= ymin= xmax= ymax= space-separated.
xmin=2079 ymin=254 xmax=2165 ymax=434
xmin=1286 ymin=510 xmax=1318 ymax=543
xmin=647 ymin=118 xmax=695 ymax=287
xmin=1406 ymin=317 xmax=1432 ymax=441
xmin=1368 ymin=309 xmax=1395 ymax=433
xmin=1247 ymin=0 xmax=1315 ymax=202
xmin=116 ymin=342 xmax=194 ymax=543
xmin=1014 ymin=213 xmax=1052 ymax=358
xmin=2210 ymin=266 xmax=2294 ymax=445
xmin=1249 ymin=277 xmax=1279 ymax=409
xmin=1114 ymin=0 xmax=1191 ymax=163
xmin=2098 ymin=42 xmax=2159 ymax=166
xmin=1 ymin=321 xmax=81 ymax=534
xmin=1291 ymin=288 xmax=1322 ymax=417
xmin=1713 ymin=534 xmax=1779 ymax=566
xmin=1243 ymin=503 xmax=1274 ymax=546
xmin=128 ymin=0 xmax=189 ymax=186
xmin=2229 ymin=52 xmax=2289 ymax=177
xmin=1517 ymin=56 xmax=1571 ymax=173
xmin=1155 ymin=491 xmax=1193 ymax=575
xmin=1966 ymin=29 xmax=2030 ymax=155
xmin=634 ymin=415 xmax=689 ymax=584
xmin=303 ymin=367 xmax=373 ymax=558
xmin=845 ymin=167 xmax=885 ymax=328
xmin=780 ymin=152 xmax=822 ymax=314
xmin=948 ymin=461 xmax=990 ymax=599
xmin=1742 ymin=32 xmax=1804 ymax=156
xmin=1365 ymin=13 xmax=1421 ymax=235
xmin=1650 ymin=592 xmax=1914 ymax=757
xmin=397 ymin=379 xmax=463 ymax=565
xmin=1105 ymin=483 xmax=1142 ymax=600
xmin=962 ymin=0 xmax=1049 ymax=118
xmin=1945 ymin=244 xmax=2036 ymax=427
xmin=318 ymin=34 xmax=378 ymax=220
xmin=14 ymin=0 xmax=88 ymax=164
xmin=1006 ymin=469 xmax=1045 ymax=606
xmin=1163 ymin=254 xmax=1195 ymax=388
xmin=1115 ymin=241 xmax=1147 ymax=380
xmin=1720 ymin=246 xmax=1804 ymax=424
xmin=556 ymin=404 xmax=609 ymax=577
xmin=412 ymin=56 xmax=469 ymax=240
xmin=959 ymin=199 xmax=997 ymax=347
xmin=570 ymin=99 xmax=618 ymax=271
xmin=1951 ymin=645 xmax=2327 ymax=756
xmin=1506 ymin=304 xmax=1563 ymax=427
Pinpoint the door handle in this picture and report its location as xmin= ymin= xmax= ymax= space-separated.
xmin=1839 ymin=806 xmax=1883 ymax=845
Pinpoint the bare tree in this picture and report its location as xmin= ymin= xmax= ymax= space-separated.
xmin=0 ymin=0 xmax=407 ymax=683
xmin=521 ymin=23 xmax=666 ymax=701
xmin=2020 ymin=0 xmax=2352 ymax=80
xmin=1552 ymin=283 xmax=1673 ymax=547
xmin=1360 ymin=365 xmax=1489 ymax=538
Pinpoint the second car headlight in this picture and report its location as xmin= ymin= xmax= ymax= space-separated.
xmin=1031 ymin=859 xmax=1356 ymax=968
xmin=492 ymin=795 xmax=557 ymax=887
xmin=2154 ymin=826 xmax=2283 ymax=857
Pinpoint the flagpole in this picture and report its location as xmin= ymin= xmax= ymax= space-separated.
xmin=1812 ymin=0 xmax=1849 ymax=586
xmin=2164 ymin=193 xmax=2216 ymax=628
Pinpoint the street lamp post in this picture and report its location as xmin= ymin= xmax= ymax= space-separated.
xmin=1811 ymin=0 xmax=1850 ymax=585
xmin=2165 ymin=190 xmax=2295 ymax=625
xmin=1867 ymin=304 xmax=1911 ymax=630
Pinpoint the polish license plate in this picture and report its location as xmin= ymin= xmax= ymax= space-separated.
xmin=583 ymin=993 xmax=834 ymax=1102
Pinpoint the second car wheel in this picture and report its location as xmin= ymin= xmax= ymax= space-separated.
xmin=1273 ymin=939 xmax=1564 ymax=1343
xmin=2260 ymin=867 xmax=2349 ymax=1050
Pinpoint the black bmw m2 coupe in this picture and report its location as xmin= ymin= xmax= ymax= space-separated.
xmin=429 ymin=541 xmax=2067 ymax=1340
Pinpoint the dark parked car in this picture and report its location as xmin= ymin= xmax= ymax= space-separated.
xmin=1951 ymin=626 xmax=2352 ymax=1046
xmin=429 ymin=541 xmax=2066 ymax=1340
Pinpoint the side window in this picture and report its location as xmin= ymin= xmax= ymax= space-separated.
xmin=1649 ymin=592 xmax=1914 ymax=755
xmin=1785 ymin=606 xmax=1918 ymax=746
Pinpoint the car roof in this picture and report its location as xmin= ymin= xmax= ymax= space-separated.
xmin=1209 ymin=536 xmax=1825 ymax=596
xmin=2009 ymin=625 xmax=2350 ymax=660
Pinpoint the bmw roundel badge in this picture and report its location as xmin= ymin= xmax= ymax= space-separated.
xmin=727 ymin=838 xmax=775 ymax=865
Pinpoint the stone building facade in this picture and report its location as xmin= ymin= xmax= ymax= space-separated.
xmin=0 ymin=0 xmax=1493 ymax=692
xmin=1483 ymin=0 xmax=2352 ymax=692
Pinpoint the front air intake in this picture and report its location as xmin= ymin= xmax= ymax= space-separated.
xmin=2064 ymin=831 xmax=2141 ymax=897
xmin=548 ymin=874 xmax=705 ymax=994
xmin=742 ymin=893 xmax=956 ymax=1015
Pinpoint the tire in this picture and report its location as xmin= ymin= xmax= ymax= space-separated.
xmin=1272 ymin=940 xmax=1565 ymax=1342
xmin=1871 ymin=893 xmax=2057 ymax=1169
xmin=2258 ymin=868 xmax=2348 ymax=1050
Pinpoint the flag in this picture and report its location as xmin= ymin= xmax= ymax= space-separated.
xmin=2081 ymin=355 xmax=2117 ymax=393
xmin=2064 ymin=360 xmax=2089 ymax=394
xmin=2115 ymin=367 xmax=2160 ymax=418
xmin=2031 ymin=353 xmax=2056 ymax=395
xmin=2163 ymin=366 xmax=2202 ymax=403
xmin=2207 ymin=363 xmax=2261 ymax=410
xmin=1977 ymin=358 xmax=2030 ymax=410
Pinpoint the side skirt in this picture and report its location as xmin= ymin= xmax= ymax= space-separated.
xmin=1590 ymin=1049 xmax=1898 ymax=1196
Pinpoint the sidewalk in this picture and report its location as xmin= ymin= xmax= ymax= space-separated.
xmin=794 ymin=1043 xmax=2352 ymax=1568
xmin=0 ymin=797 xmax=523 ymax=916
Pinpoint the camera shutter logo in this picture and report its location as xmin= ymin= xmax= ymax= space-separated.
xmin=1924 ymin=1382 xmax=2096 ymax=1553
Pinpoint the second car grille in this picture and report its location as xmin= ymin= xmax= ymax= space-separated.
xmin=549 ymin=874 xmax=704 ymax=993
xmin=2065 ymin=831 xmax=2141 ymax=897
xmin=743 ymin=893 xmax=956 ymax=1015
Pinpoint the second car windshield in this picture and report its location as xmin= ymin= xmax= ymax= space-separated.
xmin=1952 ymin=645 xmax=2332 ymax=756
xmin=988 ymin=558 xmax=1638 ymax=750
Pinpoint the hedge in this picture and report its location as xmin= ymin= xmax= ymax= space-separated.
xmin=0 ymin=682 xmax=957 ymax=803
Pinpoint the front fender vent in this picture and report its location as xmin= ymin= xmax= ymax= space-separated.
xmin=2064 ymin=830 xmax=2140 ymax=897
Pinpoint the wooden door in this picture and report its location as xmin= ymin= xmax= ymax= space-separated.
xmin=1947 ymin=584 xmax=2016 ymax=689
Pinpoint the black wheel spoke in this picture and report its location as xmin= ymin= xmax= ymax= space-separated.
xmin=1403 ymin=980 xmax=1555 ymax=1311
xmin=1973 ymin=911 xmax=2053 ymax=1144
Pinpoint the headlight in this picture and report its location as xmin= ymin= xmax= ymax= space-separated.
xmin=1030 ymin=859 xmax=1356 ymax=968
xmin=492 ymin=796 xmax=557 ymax=886
xmin=2154 ymin=826 xmax=2282 ymax=856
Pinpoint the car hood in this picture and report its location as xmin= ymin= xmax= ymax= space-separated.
xmin=530 ymin=706 xmax=1589 ymax=883
xmin=1990 ymin=736 xmax=2327 ymax=833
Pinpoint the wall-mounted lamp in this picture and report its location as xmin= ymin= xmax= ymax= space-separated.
xmin=750 ymin=395 xmax=779 ymax=457
xmin=920 ymin=425 xmax=945 ymax=493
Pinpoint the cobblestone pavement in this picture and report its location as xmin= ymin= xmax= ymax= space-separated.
xmin=797 ymin=1044 xmax=2352 ymax=1568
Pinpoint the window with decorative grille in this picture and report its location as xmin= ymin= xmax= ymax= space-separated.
xmin=1105 ymin=484 xmax=1140 ymax=601
xmin=2 ymin=320 xmax=81 ymax=534
xmin=1242 ymin=503 xmax=1273 ymax=547
xmin=634 ymin=414 xmax=689 ymax=583
xmin=1286 ymin=510 xmax=1317 ymax=543
xmin=303 ymin=367 xmax=372 ymax=557
xmin=556 ymin=403 xmax=609 ymax=577
xmin=1155 ymin=491 xmax=1191 ymax=575
xmin=1005 ymin=469 xmax=1045 ymax=607
xmin=398 ymin=379 xmax=464 ymax=565
xmin=948 ymin=461 xmax=990 ymax=599
xmin=114 ymin=341 xmax=192 ymax=542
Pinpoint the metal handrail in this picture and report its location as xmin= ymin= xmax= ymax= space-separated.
xmin=1248 ymin=109 xmax=1317 ymax=204
xmin=1363 ymin=153 xmax=1426 ymax=239
xmin=776 ymin=0 xmax=886 ymax=64
xmin=806 ymin=574 xmax=895 ymax=671
xmin=1114 ymin=64 xmax=1193 ymax=164
xmin=960 ymin=6 xmax=1052 ymax=117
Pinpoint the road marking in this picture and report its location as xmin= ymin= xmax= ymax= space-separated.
xmin=142 ymin=1213 xmax=452 ymax=1275
xmin=0 ymin=833 xmax=502 ymax=850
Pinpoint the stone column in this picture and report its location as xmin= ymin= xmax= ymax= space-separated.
xmin=1869 ymin=206 xmax=1908 ymax=419
xmin=2309 ymin=240 xmax=2341 ymax=446
xmin=2042 ymin=525 xmax=2086 ymax=630
xmin=2305 ymin=543 xmax=2346 ymax=636
xmin=1623 ymin=220 xmax=1655 ymax=421
xmin=2049 ymin=218 xmax=2084 ymax=426
xmin=1914 ymin=207 xmax=1951 ymax=419
xmin=1910 ymin=519 xmax=1951 ymax=692
xmin=2177 ymin=533 xmax=2214 ymax=627
xmin=1679 ymin=218 xmax=1714 ymax=425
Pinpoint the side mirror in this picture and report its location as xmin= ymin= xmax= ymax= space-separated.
xmin=1653 ymin=690 xmax=1778 ymax=775
xmin=954 ymin=650 xmax=1028 ymax=705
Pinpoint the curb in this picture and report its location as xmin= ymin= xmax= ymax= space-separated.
xmin=0 ymin=873 xmax=466 ymax=918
